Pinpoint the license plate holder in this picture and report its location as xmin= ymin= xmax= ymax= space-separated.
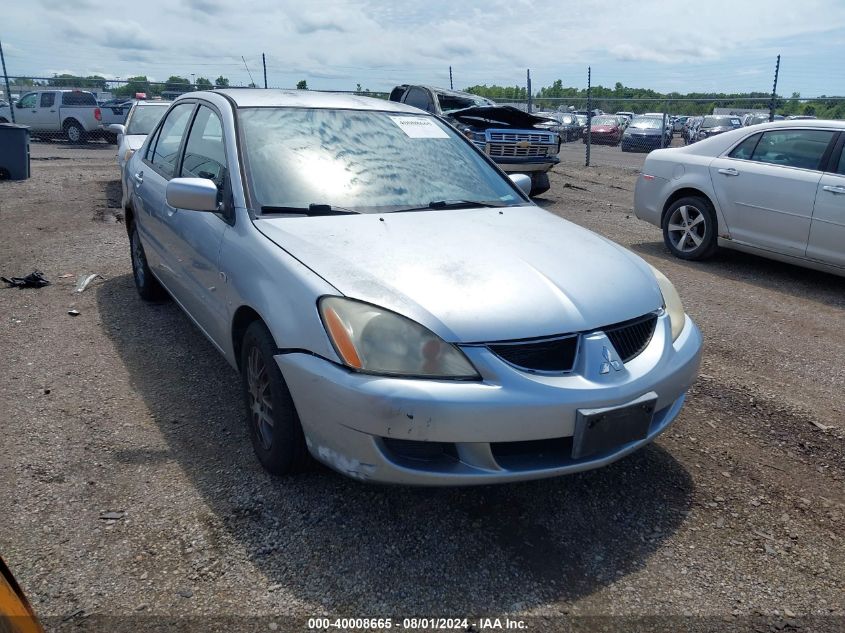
xmin=571 ymin=393 xmax=658 ymax=460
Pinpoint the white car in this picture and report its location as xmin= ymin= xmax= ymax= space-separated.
xmin=108 ymin=101 xmax=169 ymax=197
xmin=634 ymin=119 xmax=845 ymax=275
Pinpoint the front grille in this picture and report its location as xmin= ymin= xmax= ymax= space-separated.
xmin=488 ymin=334 xmax=578 ymax=373
xmin=488 ymin=143 xmax=549 ymax=158
xmin=488 ymin=131 xmax=554 ymax=144
xmin=602 ymin=313 xmax=658 ymax=362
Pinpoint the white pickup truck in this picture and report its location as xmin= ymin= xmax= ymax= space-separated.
xmin=0 ymin=90 xmax=103 ymax=142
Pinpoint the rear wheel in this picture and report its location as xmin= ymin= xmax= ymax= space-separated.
xmin=64 ymin=120 xmax=85 ymax=143
xmin=240 ymin=321 xmax=310 ymax=475
xmin=662 ymin=196 xmax=718 ymax=260
xmin=529 ymin=172 xmax=550 ymax=197
xmin=129 ymin=222 xmax=166 ymax=300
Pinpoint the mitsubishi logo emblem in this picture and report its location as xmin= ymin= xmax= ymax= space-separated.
xmin=600 ymin=346 xmax=623 ymax=374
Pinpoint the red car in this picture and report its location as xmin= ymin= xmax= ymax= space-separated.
xmin=583 ymin=115 xmax=624 ymax=145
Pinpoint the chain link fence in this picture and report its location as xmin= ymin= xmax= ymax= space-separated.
xmin=0 ymin=76 xmax=389 ymax=144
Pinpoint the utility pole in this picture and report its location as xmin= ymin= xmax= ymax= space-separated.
xmin=0 ymin=38 xmax=12 ymax=123
xmin=449 ymin=66 xmax=453 ymax=90
xmin=526 ymin=69 xmax=532 ymax=113
xmin=586 ymin=66 xmax=591 ymax=167
xmin=262 ymin=53 xmax=268 ymax=89
xmin=769 ymin=54 xmax=780 ymax=122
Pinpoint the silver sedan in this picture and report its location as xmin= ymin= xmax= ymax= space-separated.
xmin=124 ymin=89 xmax=701 ymax=485
xmin=634 ymin=119 xmax=845 ymax=275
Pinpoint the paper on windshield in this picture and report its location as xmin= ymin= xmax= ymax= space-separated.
xmin=389 ymin=116 xmax=450 ymax=139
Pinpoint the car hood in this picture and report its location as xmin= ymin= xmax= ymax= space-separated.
xmin=125 ymin=134 xmax=147 ymax=150
xmin=254 ymin=206 xmax=663 ymax=343
xmin=448 ymin=106 xmax=550 ymax=128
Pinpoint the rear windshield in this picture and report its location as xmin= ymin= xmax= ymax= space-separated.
xmin=61 ymin=91 xmax=97 ymax=106
xmin=702 ymin=116 xmax=741 ymax=128
xmin=126 ymin=105 xmax=169 ymax=135
xmin=629 ymin=118 xmax=662 ymax=129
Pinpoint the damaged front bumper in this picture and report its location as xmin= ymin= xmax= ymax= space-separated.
xmin=276 ymin=314 xmax=701 ymax=485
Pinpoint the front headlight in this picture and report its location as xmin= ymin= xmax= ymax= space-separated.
xmin=319 ymin=297 xmax=480 ymax=379
xmin=649 ymin=266 xmax=685 ymax=341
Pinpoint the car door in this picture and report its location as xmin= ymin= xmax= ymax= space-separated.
xmin=162 ymin=104 xmax=232 ymax=347
xmin=13 ymin=93 xmax=38 ymax=127
xmin=709 ymin=128 xmax=836 ymax=256
xmin=134 ymin=102 xmax=196 ymax=294
xmin=33 ymin=92 xmax=58 ymax=130
xmin=806 ymin=135 xmax=845 ymax=268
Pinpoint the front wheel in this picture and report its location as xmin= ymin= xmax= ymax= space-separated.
xmin=240 ymin=321 xmax=310 ymax=475
xmin=662 ymin=196 xmax=718 ymax=260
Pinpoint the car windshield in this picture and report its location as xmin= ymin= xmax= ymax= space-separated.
xmin=702 ymin=116 xmax=739 ymax=128
xmin=126 ymin=105 xmax=169 ymax=135
xmin=630 ymin=118 xmax=663 ymax=129
xmin=238 ymin=108 xmax=522 ymax=214
xmin=591 ymin=116 xmax=617 ymax=126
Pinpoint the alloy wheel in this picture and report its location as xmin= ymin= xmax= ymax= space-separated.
xmin=667 ymin=205 xmax=707 ymax=253
xmin=247 ymin=346 xmax=274 ymax=451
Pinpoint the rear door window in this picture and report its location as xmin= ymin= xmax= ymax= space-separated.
xmin=750 ymin=130 xmax=836 ymax=171
xmin=40 ymin=92 xmax=56 ymax=108
xmin=149 ymin=103 xmax=195 ymax=178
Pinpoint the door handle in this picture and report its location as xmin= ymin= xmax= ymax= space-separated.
xmin=822 ymin=185 xmax=845 ymax=195
xmin=133 ymin=171 xmax=144 ymax=185
xmin=718 ymin=168 xmax=739 ymax=176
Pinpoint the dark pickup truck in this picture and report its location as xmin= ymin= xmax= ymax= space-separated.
xmin=389 ymin=84 xmax=560 ymax=196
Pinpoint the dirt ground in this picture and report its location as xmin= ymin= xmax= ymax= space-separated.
xmin=1 ymin=141 xmax=843 ymax=632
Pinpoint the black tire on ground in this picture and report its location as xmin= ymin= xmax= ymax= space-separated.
xmin=239 ymin=320 xmax=310 ymax=476
xmin=529 ymin=172 xmax=551 ymax=197
xmin=661 ymin=196 xmax=719 ymax=261
xmin=64 ymin=120 xmax=85 ymax=143
xmin=129 ymin=222 xmax=166 ymax=301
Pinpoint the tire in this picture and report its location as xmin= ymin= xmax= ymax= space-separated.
xmin=129 ymin=222 xmax=166 ymax=300
xmin=240 ymin=320 xmax=310 ymax=475
xmin=529 ymin=172 xmax=551 ymax=197
xmin=661 ymin=196 xmax=718 ymax=261
xmin=64 ymin=120 xmax=85 ymax=143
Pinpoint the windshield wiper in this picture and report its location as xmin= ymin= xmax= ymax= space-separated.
xmin=389 ymin=199 xmax=511 ymax=213
xmin=260 ymin=204 xmax=359 ymax=216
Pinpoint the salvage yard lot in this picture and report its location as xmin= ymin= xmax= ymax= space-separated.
xmin=1 ymin=142 xmax=843 ymax=628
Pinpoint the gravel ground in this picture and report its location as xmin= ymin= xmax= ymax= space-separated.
xmin=1 ymin=141 xmax=843 ymax=632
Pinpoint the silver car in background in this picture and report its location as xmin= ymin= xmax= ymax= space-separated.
xmin=634 ymin=119 xmax=845 ymax=275
xmin=124 ymin=89 xmax=702 ymax=485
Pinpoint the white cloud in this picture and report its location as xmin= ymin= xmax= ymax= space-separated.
xmin=3 ymin=0 xmax=845 ymax=94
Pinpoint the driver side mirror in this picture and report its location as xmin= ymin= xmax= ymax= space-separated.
xmin=107 ymin=124 xmax=125 ymax=136
xmin=509 ymin=173 xmax=532 ymax=197
xmin=166 ymin=178 xmax=220 ymax=211
xmin=15 ymin=102 xmax=23 ymax=109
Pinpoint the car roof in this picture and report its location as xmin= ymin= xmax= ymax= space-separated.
xmin=193 ymin=88 xmax=422 ymax=113
xmin=742 ymin=119 xmax=845 ymax=130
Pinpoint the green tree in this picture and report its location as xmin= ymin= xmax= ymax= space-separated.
xmin=195 ymin=77 xmax=213 ymax=89
xmin=113 ymin=75 xmax=152 ymax=98
xmin=296 ymin=79 xmax=308 ymax=90
xmin=214 ymin=76 xmax=230 ymax=87
xmin=164 ymin=75 xmax=191 ymax=93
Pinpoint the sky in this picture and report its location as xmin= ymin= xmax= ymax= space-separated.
xmin=2 ymin=0 xmax=845 ymax=96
